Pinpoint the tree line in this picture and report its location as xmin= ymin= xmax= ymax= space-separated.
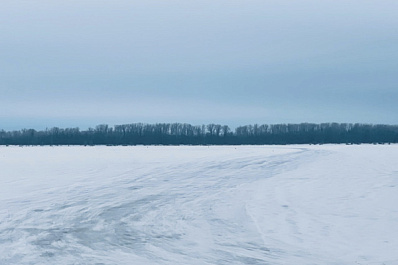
xmin=1 ymin=122 xmax=398 ymax=145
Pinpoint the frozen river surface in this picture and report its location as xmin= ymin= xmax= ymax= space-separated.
xmin=1 ymin=145 xmax=398 ymax=265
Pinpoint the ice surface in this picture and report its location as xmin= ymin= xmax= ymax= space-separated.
xmin=1 ymin=145 xmax=398 ymax=264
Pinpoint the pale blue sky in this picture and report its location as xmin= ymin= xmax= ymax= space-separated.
xmin=1 ymin=0 xmax=397 ymax=130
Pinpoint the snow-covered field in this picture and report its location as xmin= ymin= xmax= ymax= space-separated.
xmin=1 ymin=145 xmax=397 ymax=265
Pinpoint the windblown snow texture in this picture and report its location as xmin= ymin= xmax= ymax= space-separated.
xmin=1 ymin=145 xmax=398 ymax=264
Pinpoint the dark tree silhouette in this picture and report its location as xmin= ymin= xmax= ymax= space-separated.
xmin=0 ymin=123 xmax=397 ymax=145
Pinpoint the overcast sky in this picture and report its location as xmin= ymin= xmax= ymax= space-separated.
xmin=1 ymin=0 xmax=397 ymax=130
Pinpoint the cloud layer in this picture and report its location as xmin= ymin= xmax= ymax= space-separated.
xmin=1 ymin=0 xmax=397 ymax=129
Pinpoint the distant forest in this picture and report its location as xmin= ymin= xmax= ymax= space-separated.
xmin=1 ymin=123 xmax=398 ymax=145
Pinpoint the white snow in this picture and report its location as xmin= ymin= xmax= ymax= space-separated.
xmin=1 ymin=145 xmax=398 ymax=264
